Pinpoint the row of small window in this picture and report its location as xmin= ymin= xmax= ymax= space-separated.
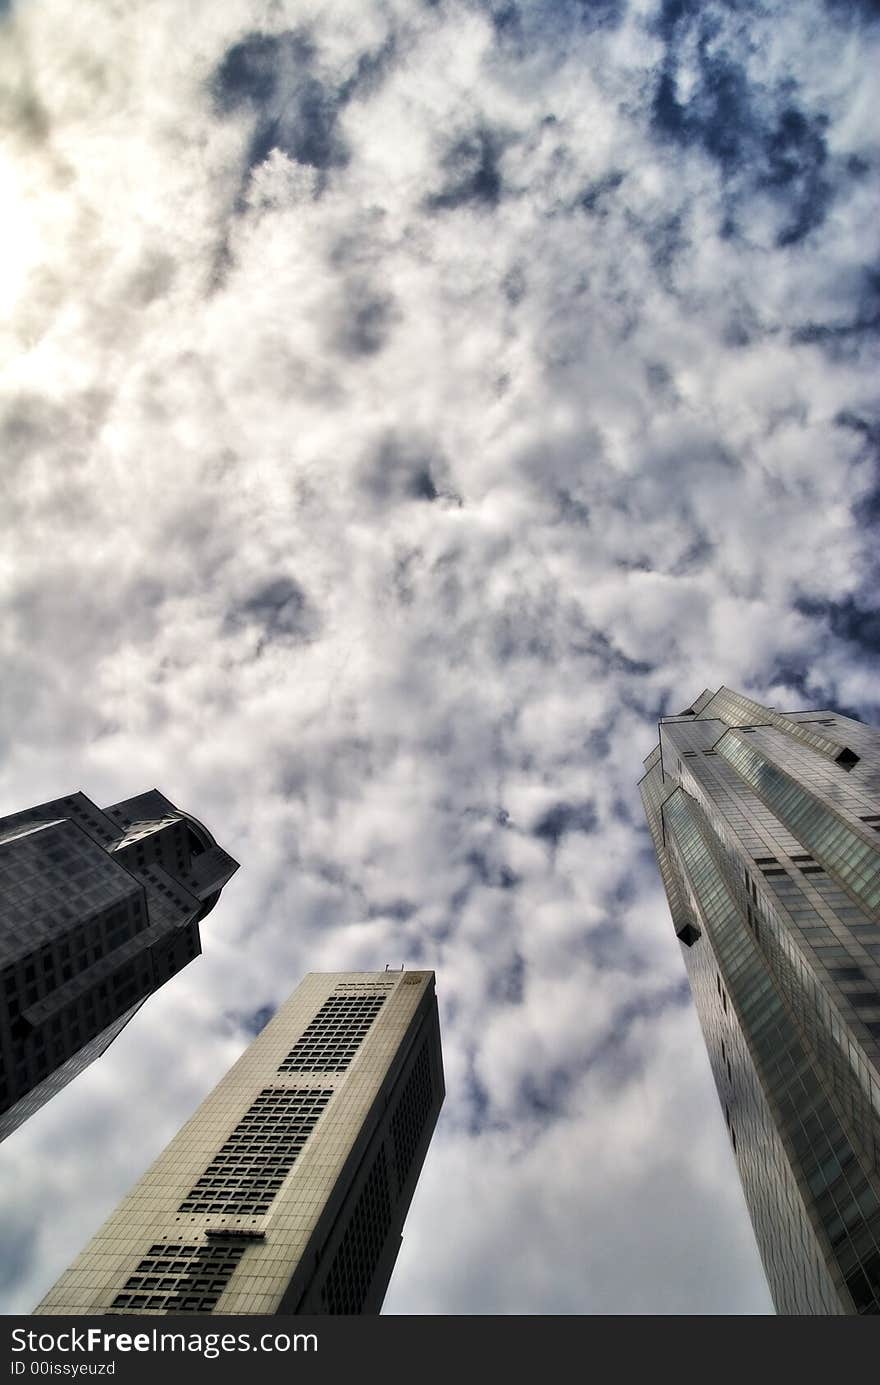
xmin=720 ymin=740 xmax=880 ymax=906
xmin=111 ymin=1245 xmax=246 ymax=1314
xmin=178 ymin=1090 xmax=333 ymax=1216
xmin=278 ymin=995 xmax=387 ymax=1073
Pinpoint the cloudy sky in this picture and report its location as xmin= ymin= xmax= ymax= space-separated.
xmin=2 ymin=0 xmax=879 ymax=1316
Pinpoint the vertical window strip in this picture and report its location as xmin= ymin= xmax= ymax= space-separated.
xmin=715 ymin=734 xmax=880 ymax=912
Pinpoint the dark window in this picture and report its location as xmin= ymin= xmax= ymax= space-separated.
xmin=111 ymin=1243 xmax=245 ymax=1314
xmin=278 ymin=995 xmax=386 ymax=1074
xmin=831 ymin=967 xmax=866 ymax=982
xmin=835 ymin=747 xmax=859 ymax=770
xmin=178 ymin=1088 xmax=332 ymax=1216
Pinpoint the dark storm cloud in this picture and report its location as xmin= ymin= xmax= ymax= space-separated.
xmin=837 ymin=412 xmax=880 ymax=529
xmin=757 ymin=667 xmax=875 ymax=724
xmin=670 ymin=532 xmax=715 ymax=576
xmin=239 ymin=1004 xmax=276 ymax=1036
xmin=0 ymin=1220 xmax=34 ymax=1292
xmin=485 ymin=0 xmax=626 ymax=46
xmin=794 ymin=596 xmax=880 ymax=659
xmin=426 ymin=126 xmax=506 ymax=211
xmin=463 ymin=1051 xmax=492 ymax=1135
xmin=359 ymin=433 xmax=447 ymax=505
xmin=574 ymin=626 xmax=656 ymax=677
xmin=555 ymin=488 xmax=591 ymax=525
xmin=532 ymin=799 xmax=599 ymax=846
xmin=579 ymin=169 xmax=625 ymax=215
xmin=224 ymin=576 xmax=320 ymax=647
xmin=213 ymin=24 xmax=400 ymax=201
xmin=484 ymin=581 xmax=656 ymax=672
xmin=464 ymin=848 xmax=520 ymax=891
xmin=518 ymin=1065 xmax=572 ymax=1120
xmin=823 ymin=0 xmax=880 ymax=19
xmin=646 ymin=210 xmax=689 ymax=278
xmin=515 ymin=978 xmax=692 ymax=1124
xmin=367 ymin=898 xmax=417 ymax=922
xmin=331 ymin=282 xmax=398 ymax=358
xmin=651 ymin=7 xmax=834 ymax=247
xmin=213 ymin=32 xmax=349 ymax=176
xmin=792 ymin=308 xmax=880 ymax=352
xmin=585 ymin=728 xmax=611 ymax=760
xmin=581 ymin=919 xmax=645 ymax=972
xmin=585 ymin=980 xmax=692 ymax=1066
xmin=1 ymin=390 xmax=111 ymax=481
xmin=488 ymin=950 xmax=525 ymax=1005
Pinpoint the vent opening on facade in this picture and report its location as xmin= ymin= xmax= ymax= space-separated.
xmin=835 ymin=747 xmax=860 ymax=770
xmin=278 ymin=995 xmax=386 ymax=1073
xmin=675 ymin=922 xmax=701 ymax=947
xmin=204 ymin=1228 xmax=266 ymax=1242
xmin=111 ymin=1242 xmax=245 ymax=1314
xmin=178 ymin=1088 xmax=332 ymax=1216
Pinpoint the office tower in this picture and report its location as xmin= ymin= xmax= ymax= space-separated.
xmin=639 ymin=686 xmax=880 ymax=1315
xmin=35 ymin=969 xmax=444 ymax=1315
xmin=0 ymin=789 xmax=238 ymax=1142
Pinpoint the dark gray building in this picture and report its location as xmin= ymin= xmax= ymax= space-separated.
xmin=0 ymin=789 xmax=238 ymax=1142
xmin=640 ymin=686 xmax=880 ymax=1314
xmin=35 ymin=970 xmax=444 ymax=1315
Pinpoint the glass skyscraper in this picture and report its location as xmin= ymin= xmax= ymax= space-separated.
xmin=640 ymin=687 xmax=880 ymax=1314
xmin=0 ymin=788 xmax=238 ymax=1142
xmin=35 ymin=970 xmax=444 ymax=1315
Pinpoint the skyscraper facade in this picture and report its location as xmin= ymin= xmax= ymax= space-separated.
xmin=640 ymin=687 xmax=880 ymax=1314
xmin=0 ymin=789 xmax=238 ymax=1142
xmin=35 ymin=969 xmax=444 ymax=1315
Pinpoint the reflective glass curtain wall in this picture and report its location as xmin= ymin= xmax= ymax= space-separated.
xmin=640 ymin=688 xmax=880 ymax=1314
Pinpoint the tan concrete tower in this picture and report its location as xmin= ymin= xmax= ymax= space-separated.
xmin=35 ymin=969 xmax=444 ymax=1315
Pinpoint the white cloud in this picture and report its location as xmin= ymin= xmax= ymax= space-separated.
xmin=2 ymin=0 xmax=877 ymax=1317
